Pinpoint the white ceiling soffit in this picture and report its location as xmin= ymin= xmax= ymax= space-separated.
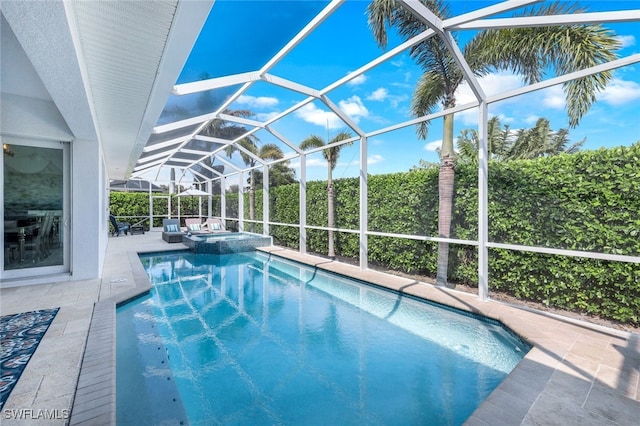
xmin=69 ymin=0 xmax=214 ymax=179
xmin=1 ymin=1 xmax=97 ymax=141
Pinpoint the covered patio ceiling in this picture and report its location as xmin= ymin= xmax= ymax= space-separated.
xmin=129 ymin=0 xmax=640 ymax=187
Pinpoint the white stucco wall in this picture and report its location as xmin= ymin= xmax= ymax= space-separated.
xmin=69 ymin=138 xmax=102 ymax=280
xmin=1 ymin=93 xmax=104 ymax=284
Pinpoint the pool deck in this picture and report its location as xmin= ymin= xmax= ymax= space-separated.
xmin=1 ymin=230 xmax=638 ymax=425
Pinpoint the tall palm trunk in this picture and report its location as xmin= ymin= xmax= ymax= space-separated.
xmin=327 ymin=167 xmax=335 ymax=258
xmin=436 ymin=112 xmax=456 ymax=288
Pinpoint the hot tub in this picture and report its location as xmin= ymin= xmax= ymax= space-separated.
xmin=182 ymin=232 xmax=272 ymax=254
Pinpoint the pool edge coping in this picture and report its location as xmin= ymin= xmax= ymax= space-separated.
xmin=70 ymin=250 xmax=158 ymax=425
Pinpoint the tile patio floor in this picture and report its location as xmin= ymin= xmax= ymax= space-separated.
xmin=1 ymin=230 xmax=638 ymax=425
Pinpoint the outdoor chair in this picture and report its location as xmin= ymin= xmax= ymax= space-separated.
xmin=162 ymin=218 xmax=184 ymax=243
xmin=109 ymin=214 xmax=130 ymax=236
xmin=203 ymin=218 xmax=231 ymax=234
xmin=184 ymin=218 xmax=207 ymax=234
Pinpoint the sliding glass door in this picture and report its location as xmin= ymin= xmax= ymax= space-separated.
xmin=2 ymin=138 xmax=69 ymax=278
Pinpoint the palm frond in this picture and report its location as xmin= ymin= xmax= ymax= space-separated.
xmin=466 ymin=2 xmax=620 ymax=127
xmin=411 ymin=70 xmax=447 ymax=139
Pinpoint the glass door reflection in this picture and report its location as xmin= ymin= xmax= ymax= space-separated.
xmin=4 ymin=143 xmax=65 ymax=272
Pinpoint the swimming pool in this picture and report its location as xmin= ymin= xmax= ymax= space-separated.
xmin=117 ymin=250 xmax=530 ymax=425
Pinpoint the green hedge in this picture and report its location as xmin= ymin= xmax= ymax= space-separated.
xmin=110 ymin=192 xmax=214 ymax=228
xmin=110 ymin=143 xmax=640 ymax=324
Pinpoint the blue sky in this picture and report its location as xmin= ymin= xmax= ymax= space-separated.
xmin=171 ymin=0 xmax=640 ymax=184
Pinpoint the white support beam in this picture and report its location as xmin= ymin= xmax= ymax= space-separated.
xmin=487 ymin=243 xmax=640 ymax=264
xmin=142 ymin=137 xmax=190 ymax=152
xmin=266 ymin=126 xmax=304 ymax=154
xmin=478 ymin=101 xmax=489 ymax=301
xmin=153 ymin=112 xmax=216 ymax=133
xmin=238 ymin=171 xmax=244 ymax=232
xmin=218 ymin=113 xmax=266 ymax=129
xmin=400 ymin=0 xmax=486 ymax=102
xmin=137 ymin=150 xmax=180 ymax=164
xmin=486 ymin=54 xmax=640 ymax=105
xmin=221 ymin=176 xmax=227 ymax=221
xmin=172 ymin=71 xmax=260 ymax=95
xmin=193 ymin=135 xmax=234 ymax=145
xmin=207 ymin=181 xmax=213 ymax=218
xmin=264 ymin=96 xmax=316 ymax=127
xmin=179 ymin=149 xmax=214 ymax=156
xmin=452 ymin=10 xmax=640 ymax=30
xmin=133 ymin=159 xmax=165 ymax=172
xmin=320 ymin=29 xmax=435 ymax=95
xmin=259 ymin=0 xmax=345 ymax=74
xmin=189 ymin=169 xmax=209 ymax=181
xmin=359 ymin=136 xmax=368 ymax=270
xmin=198 ymin=162 xmax=224 ymax=177
xmin=299 ymin=154 xmax=307 ymax=255
xmin=213 ymin=154 xmax=242 ymax=172
xmin=262 ymin=73 xmax=321 ymax=98
xmin=263 ymin=164 xmax=269 ymax=236
xmin=301 ymin=135 xmax=361 ymax=159
xmin=366 ymin=100 xmax=479 ymax=138
xmin=233 ymin=143 xmax=266 ymax=166
xmin=320 ymin=95 xmax=366 ymax=137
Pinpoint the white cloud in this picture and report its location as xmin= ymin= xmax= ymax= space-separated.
xmin=368 ymin=154 xmax=383 ymax=165
xmin=456 ymin=72 xmax=524 ymax=124
xmin=523 ymin=114 xmax=540 ymax=125
xmin=456 ymin=72 xmax=524 ymax=105
xmin=494 ymin=113 xmax=514 ymax=124
xmin=541 ymin=85 xmax=566 ymax=109
xmin=617 ymin=34 xmax=636 ymax=48
xmin=367 ymin=87 xmax=388 ymax=101
xmin=347 ymin=73 xmax=367 ymax=86
xmin=294 ymin=97 xmax=370 ymax=129
xmin=366 ymin=87 xmax=408 ymax=108
xmin=597 ymin=78 xmax=640 ymax=106
xmin=424 ymin=140 xmax=441 ymax=151
xmin=289 ymin=157 xmax=328 ymax=169
xmin=294 ymin=103 xmax=342 ymax=129
xmin=236 ymin=94 xmax=278 ymax=108
xmin=306 ymin=158 xmax=328 ymax=167
xmin=338 ymin=96 xmax=369 ymax=122
xmin=255 ymin=111 xmax=280 ymax=122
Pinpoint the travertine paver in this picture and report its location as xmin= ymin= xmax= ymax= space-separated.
xmin=1 ymin=232 xmax=638 ymax=425
xmin=1 ymin=278 xmax=99 ymax=425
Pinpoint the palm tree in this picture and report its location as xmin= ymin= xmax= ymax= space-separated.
xmin=200 ymin=109 xmax=254 ymax=215
xmin=455 ymin=117 xmax=584 ymax=163
xmin=225 ymin=140 xmax=284 ymax=232
xmin=300 ymin=131 xmax=353 ymax=258
xmin=367 ymin=0 xmax=619 ymax=288
xmin=508 ymin=118 xmax=585 ymax=160
xmin=252 ymin=161 xmax=297 ymax=187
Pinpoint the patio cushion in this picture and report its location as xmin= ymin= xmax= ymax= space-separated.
xmin=211 ymin=222 xmax=222 ymax=230
xmin=188 ymin=223 xmax=201 ymax=231
xmin=166 ymin=224 xmax=179 ymax=232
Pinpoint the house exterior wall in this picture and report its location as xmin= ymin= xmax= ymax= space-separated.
xmin=0 ymin=98 xmax=104 ymax=286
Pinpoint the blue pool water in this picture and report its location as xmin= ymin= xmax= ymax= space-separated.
xmin=117 ymin=251 xmax=530 ymax=425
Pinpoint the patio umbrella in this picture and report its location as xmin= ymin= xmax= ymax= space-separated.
xmin=176 ymin=188 xmax=210 ymax=197
xmin=176 ymin=188 xmax=210 ymax=222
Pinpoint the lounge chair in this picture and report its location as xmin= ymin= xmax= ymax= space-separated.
xmin=162 ymin=218 xmax=183 ymax=243
xmin=184 ymin=218 xmax=207 ymax=234
xmin=203 ymin=218 xmax=231 ymax=234
xmin=110 ymin=214 xmax=130 ymax=236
